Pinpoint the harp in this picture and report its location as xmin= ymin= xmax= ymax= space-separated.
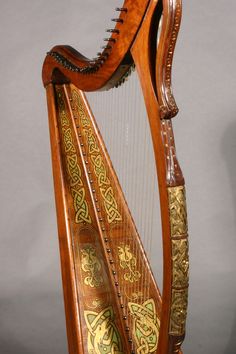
xmin=42 ymin=0 xmax=189 ymax=353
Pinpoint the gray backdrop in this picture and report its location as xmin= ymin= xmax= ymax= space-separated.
xmin=1 ymin=1 xmax=236 ymax=353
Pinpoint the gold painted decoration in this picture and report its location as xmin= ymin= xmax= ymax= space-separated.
xmin=71 ymin=89 xmax=122 ymax=224
xmin=118 ymin=245 xmax=141 ymax=283
xmin=168 ymin=186 xmax=187 ymax=236
xmin=81 ymin=246 xmax=104 ymax=288
xmin=168 ymin=185 xmax=189 ymax=336
xmin=128 ymin=299 xmax=160 ymax=354
xmin=172 ymin=239 xmax=189 ymax=288
xmin=56 ymin=89 xmax=91 ymax=224
xmin=84 ymin=306 xmax=124 ymax=354
xmin=169 ymin=289 xmax=188 ymax=336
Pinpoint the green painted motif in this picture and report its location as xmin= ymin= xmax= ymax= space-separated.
xmin=84 ymin=306 xmax=124 ymax=354
xmin=128 ymin=299 xmax=160 ymax=354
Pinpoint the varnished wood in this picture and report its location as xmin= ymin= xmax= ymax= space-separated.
xmin=46 ymin=84 xmax=83 ymax=354
xmin=42 ymin=0 xmax=150 ymax=90
xmin=42 ymin=1 xmax=189 ymax=353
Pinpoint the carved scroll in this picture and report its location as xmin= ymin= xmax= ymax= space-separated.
xmin=156 ymin=0 xmax=182 ymax=119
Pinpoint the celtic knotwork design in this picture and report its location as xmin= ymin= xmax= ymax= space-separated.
xmin=81 ymin=246 xmax=104 ymax=288
xmin=172 ymin=239 xmax=189 ymax=288
xmin=169 ymin=289 xmax=188 ymax=336
xmin=168 ymin=186 xmax=188 ymax=236
xmin=72 ymin=89 xmax=90 ymax=127
xmin=71 ymin=188 xmax=91 ymax=224
xmin=67 ymin=154 xmax=83 ymax=187
xmin=91 ymin=154 xmax=110 ymax=186
xmin=56 ymin=88 xmax=91 ymax=224
xmin=57 ymin=93 xmax=69 ymax=127
xmin=168 ymin=186 xmax=189 ymax=337
xmin=72 ymin=88 xmax=122 ymax=224
xmin=101 ymin=187 xmax=122 ymax=223
xmin=128 ymin=299 xmax=160 ymax=354
xmin=86 ymin=129 xmax=100 ymax=154
xmin=84 ymin=306 xmax=124 ymax=354
xmin=118 ymin=244 xmax=141 ymax=283
xmin=63 ymin=127 xmax=76 ymax=153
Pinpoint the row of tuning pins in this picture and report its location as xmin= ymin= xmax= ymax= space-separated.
xmin=89 ymin=7 xmax=127 ymax=66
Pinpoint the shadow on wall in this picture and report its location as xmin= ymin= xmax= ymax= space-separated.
xmin=224 ymin=316 xmax=236 ymax=354
xmin=221 ymin=120 xmax=236 ymax=354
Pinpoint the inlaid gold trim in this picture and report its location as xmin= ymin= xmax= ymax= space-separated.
xmin=172 ymin=238 xmax=189 ymax=288
xmin=168 ymin=185 xmax=187 ymax=236
xmin=56 ymin=88 xmax=91 ymax=224
xmin=168 ymin=186 xmax=189 ymax=336
xmin=169 ymin=288 xmax=188 ymax=336
xmin=71 ymin=89 xmax=122 ymax=224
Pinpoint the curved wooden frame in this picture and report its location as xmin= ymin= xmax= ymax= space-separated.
xmin=43 ymin=1 xmax=189 ymax=354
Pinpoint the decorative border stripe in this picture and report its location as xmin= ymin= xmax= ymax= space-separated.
xmin=71 ymin=89 xmax=122 ymax=224
xmin=56 ymin=88 xmax=92 ymax=224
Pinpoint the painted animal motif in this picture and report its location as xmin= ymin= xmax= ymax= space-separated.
xmin=118 ymin=244 xmax=141 ymax=283
xmin=81 ymin=246 xmax=103 ymax=288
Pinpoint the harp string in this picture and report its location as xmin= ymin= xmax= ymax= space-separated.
xmin=86 ymin=71 xmax=163 ymax=300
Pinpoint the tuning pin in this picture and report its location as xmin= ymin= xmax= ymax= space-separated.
xmin=97 ymin=52 xmax=109 ymax=60
xmin=106 ymin=28 xmax=120 ymax=34
xmin=103 ymin=37 xmax=116 ymax=42
xmin=91 ymin=57 xmax=100 ymax=62
xmin=115 ymin=7 xmax=127 ymax=12
xmin=111 ymin=18 xmax=123 ymax=23
xmin=101 ymin=45 xmax=112 ymax=50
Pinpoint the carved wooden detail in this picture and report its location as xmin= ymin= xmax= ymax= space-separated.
xmin=157 ymin=0 xmax=182 ymax=119
xmin=168 ymin=186 xmax=189 ymax=337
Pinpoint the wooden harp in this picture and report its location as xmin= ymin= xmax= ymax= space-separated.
xmin=42 ymin=1 xmax=189 ymax=353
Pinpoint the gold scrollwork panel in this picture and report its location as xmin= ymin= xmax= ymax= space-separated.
xmin=168 ymin=186 xmax=189 ymax=337
xmin=172 ymin=239 xmax=189 ymax=289
xmin=169 ymin=289 xmax=188 ymax=336
xmin=168 ymin=185 xmax=188 ymax=237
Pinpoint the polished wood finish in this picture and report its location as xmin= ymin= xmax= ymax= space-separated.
xmin=46 ymin=84 xmax=83 ymax=354
xmin=43 ymin=1 xmax=189 ymax=353
xmin=43 ymin=0 xmax=150 ymax=90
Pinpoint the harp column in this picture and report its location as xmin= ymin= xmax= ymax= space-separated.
xmin=131 ymin=0 xmax=189 ymax=353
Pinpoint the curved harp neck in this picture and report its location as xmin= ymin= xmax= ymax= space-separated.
xmin=42 ymin=0 xmax=150 ymax=90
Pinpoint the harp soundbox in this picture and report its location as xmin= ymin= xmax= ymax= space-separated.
xmin=42 ymin=1 xmax=189 ymax=353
